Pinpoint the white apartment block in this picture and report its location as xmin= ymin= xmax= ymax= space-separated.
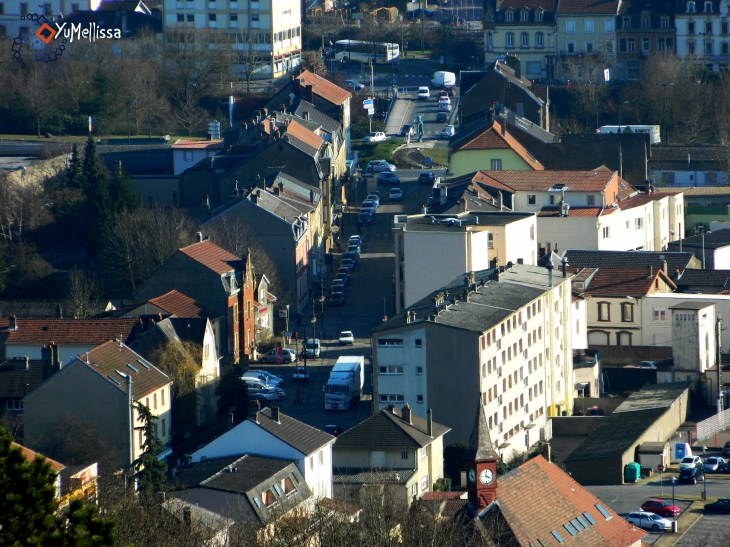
xmin=0 ymin=0 xmax=100 ymax=41
xmin=675 ymin=0 xmax=730 ymax=72
xmin=393 ymin=211 xmax=537 ymax=313
xmin=163 ymin=0 xmax=301 ymax=78
xmin=371 ymin=264 xmax=581 ymax=453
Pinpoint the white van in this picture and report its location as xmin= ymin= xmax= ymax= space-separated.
xmin=431 ymin=71 xmax=456 ymax=88
xmin=417 ymin=86 xmax=430 ymax=100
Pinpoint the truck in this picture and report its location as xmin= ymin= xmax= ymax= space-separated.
xmin=599 ymin=125 xmax=661 ymax=145
xmin=431 ymin=71 xmax=456 ymax=88
xmin=325 ymin=356 xmax=365 ymax=410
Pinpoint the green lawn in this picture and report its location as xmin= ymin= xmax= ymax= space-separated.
xmin=351 ymin=138 xmax=401 ymax=165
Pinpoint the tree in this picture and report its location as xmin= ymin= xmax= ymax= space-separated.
xmin=80 ymin=137 xmax=113 ymax=247
xmin=110 ymin=164 xmax=140 ymax=213
xmin=234 ymin=30 xmax=270 ymax=94
xmin=215 ymin=371 xmax=250 ymax=422
xmin=301 ymin=51 xmax=329 ymax=78
xmin=0 ymin=426 xmax=115 ymax=547
xmin=67 ymin=144 xmax=83 ymax=189
xmin=132 ymin=403 xmax=168 ymax=495
xmin=66 ymin=266 xmax=104 ymax=319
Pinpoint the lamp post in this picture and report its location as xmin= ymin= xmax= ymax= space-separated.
xmin=702 ymin=446 xmax=708 ymax=500
xmin=142 ymin=79 xmax=151 ymax=139
xmin=126 ymin=99 xmax=137 ymax=144
xmin=382 ymin=297 xmax=387 ymax=322
xmin=319 ymin=278 xmax=325 ymax=339
xmin=702 ymin=230 xmax=713 ymax=269
xmin=671 ymin=477 xmax=677 ymax=533
xmin=617 ymin=100 xmax=628 ymax=133
xmin=656 ymin=82 xmax=673 ymax=147
xmin=547 ymin=31 xmax=557 ymax=86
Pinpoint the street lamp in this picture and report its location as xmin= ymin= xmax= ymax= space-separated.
xmin=702 ymin=446 xmax=708 ymax=500
xmin=617 ymin=100 xmax=629 ymax=133
xmin=142 ymin=79 xmax=152 ymax=139
xmin=671 ymin=477 xmax=677 ymax=533
xmin=702 ymin=230 xmax=713 ymax=269
xmin=656 ymin=82 xmax=673 ymax=147
xmin=382 ymin=297 xmax=387 ymax=322
xmin=126 ymin=99 xmax=137 ymax=144
xmin=319 ymin=278 xmax=325 ymax=338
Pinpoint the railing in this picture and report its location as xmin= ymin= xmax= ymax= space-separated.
xmin=695 ymin=408 xmax=730 ymax=441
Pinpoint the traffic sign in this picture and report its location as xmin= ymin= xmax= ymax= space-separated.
xmin=363 ymin=99 xmax=374 ymax=106
xmin=424 ymin=157 xmax=433 ymax=167
xmin=368 ymin=113 xmax=374 ymax=119
xmin=657 ymin=464 xmax=665 ymax=472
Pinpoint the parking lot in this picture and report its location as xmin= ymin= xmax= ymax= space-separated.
xmin=675 ymin=514 xmax=730 ymax=546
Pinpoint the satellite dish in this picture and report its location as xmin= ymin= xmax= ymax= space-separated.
xmin=289 ymin=92 xmax=296 ymax=102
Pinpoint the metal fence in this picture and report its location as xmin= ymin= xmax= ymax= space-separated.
xmin=695 ymin=408 xmax=730 ymax=441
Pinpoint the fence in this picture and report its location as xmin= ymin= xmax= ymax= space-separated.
xmin=695 ymin=408 xmax=730 ymax=441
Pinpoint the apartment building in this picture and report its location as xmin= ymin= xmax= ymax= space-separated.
xmin=371 ymin=264 xmax=581 ymax=451
xmin=393 ymin=211 xmax=538 ymax=312
xmin=0 ymin=0 xmax=99 ymax=41
xmin=163 ymin=0 xmax=301 ymax=78
xmin=615 ymin=0 xmax=676 ymax=80
xmin=675 ymin=0 xmax=730 ymax=71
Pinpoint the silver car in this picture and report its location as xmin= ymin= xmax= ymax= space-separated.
xmin=626 ymin=511 xmax=672 ymax=531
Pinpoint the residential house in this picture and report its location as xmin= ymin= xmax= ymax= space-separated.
xmin=172 ymin=140 xmax=224 ymax=176
xmin=392 ymin=211 xmax=538 ymax=311
xmin=615 ymin=0 xmax=676 ymax=81
xmin=651 ymin=147 xmax=730 ymax=187
xmin=0 ymin=316 xmax=140 ymax=364
xmin=54 ymin=1 xmax=162 ymax=37
xmin=675 ymin=0 xmax=729 ymax=71
xmin=24 ymin=341 xmax=172 ymax=468
xmin=484 ymin=0 xmax=559 ymax=81
xmin=0 ymin=299 xmax=108 ymax=319
xmin=189 ymin=406 xmax=335 ymax=499
xmin=201 ymin=189 xmax=315 ymax=313
xmin=673 ymin=269 xmax=730 ymax=293
xmin=460 ymin=62 xmax=548 ymax=129
xmin=167 ymin=454 xmax=311 ymax=542
xmin=425 ymin=172 xmax=514 ymax=214
xmin=447 ymin=118 xmax=545 ymax=177
xmin=372 ymin=263 xmax=580 ymax=450
xmin=562 ymin=249 xmax=698 ymax=272
xmin=0 ymin=343 xmax=60 ymax=417
xmin=555 ymin=0 xmax=620 ymax=81
xmin=162 ymin=0 xmax=302 ymax=78
xmin=332 ymin=405 xmax=450 ymax=506
xmin=254 ymin=274 xmax=276 ymax=338
xmin=133 ymin=239 xmax=256 ymax=363
xmin=668 ymin=228 xmax=730 ymax=269
xmin=131 ymin=316 xmax=219 ymax=427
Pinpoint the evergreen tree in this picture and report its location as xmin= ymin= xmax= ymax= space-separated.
xmin=132 ymin=403 xmax=168 ymax=495
xmin=66 ymin=144 xmax=83 ymax=189
xmin=216 ymin=370 xmax=250 ymax=421
xmin=110 ymin=163 xmax=140 ymax=212
xmin=0 ymin=427 xmax=114 ymax=547
xmin=81 ymin=136 xmax=113 ymax=245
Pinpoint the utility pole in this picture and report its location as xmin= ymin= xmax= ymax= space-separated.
xmin=656 ymin=82 xmax=673 ymax=147
xmin=421 ymin=0 xmax=425 ymax=52
xmin=370 ymin=62 xmax=374 ymax=94
xmin=717 ymin=313 xmax=723 ymax=415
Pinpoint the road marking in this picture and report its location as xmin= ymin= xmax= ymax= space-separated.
xmin=360 ymin=252 xmax=395 ymax=258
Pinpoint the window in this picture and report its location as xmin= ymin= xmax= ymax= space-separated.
xmin=587 ymin=194 xmax=595 ymax=205
xmin=415 ymin=338 xmax=423 ymax=348
xmin=688 ymin=21 xmax=696 ymax=33
xmin=506 ymin=32 xmax=514 ymax=47
xmin=602 ymin=226 xmax=610 ymax=239
xmin=687 ymin=1 xmax=696 ymax=11
xmin=186 ymin=14 xmax=193 ymax=22
xmin=505 ymin=10 xmax=514 ymax=21
xmin=161 ymin=388 xmax=165 ymax=406
xmin=723 ymin=22 xmax=729 ymax=33
xmin=586 ymin=41 xmax=594 ymax=52
xmin=688 ymin=41 xmax=696 ymax=53
xmin=620 ymin=37 xmax=635 ymax=51
xmin=421 ymin=475 xmax=429 ymax=491
xmin=491 ymin=159 xmax=502 ymax=170
xmin=421 ymin=445 xmax=429 ymax=458
xmin=20 ymin=2 xmax=28 ymax=14
xmin=566 ymin=19 xmax=575 ymax=33
xmin=153 ymin=393 xmax=158 ymax=409
xmin=378 ymin=366 xmax=404 ymax=375
xmin=659 ymin=15 xmax=669 ymax=28
xmin=642 ymin=37 xmax=650 ymax=52
xmin=417 ymin=394 xmax=424 ymax=403
xmin=635 ymin=217 xmax=643 ymax=229
xmin=605 ymin=19 xmax=614 ymax=32
xmin=6 ymin=400 xmax=22 ymax=411
xmin=401 ymin=451 xmax=409 ymax=459
xmin=377 ymin=338 xmax=403 ymax=347
xmin=585 ymin=19 xmax=594 ymax=32
xmin=177 ymin=13 xmax=184 ymax=22
xmin=161 ymin=419 xmax=166 ymax=437
xmin=641 ymin=15 xmax=649 ymax=28
xmin=536 ymin=32 xmax=544 ymax=47
xmin=527 ymin=194 xmax=537 ymax=205
xmin=567 ymin=41 xmax=575 ymax=53
xmin=621 ymin=302 xmax=634 ymax=322
xmin=379 ymin=394 xmax=405 ymax=402
xmin=411 ymin=483 xmax=417 ymax=496
xmin=598 ymin=302 xmax=610 ymax=321
xmin=622 ymin=16 xmax=631 ymax=29
xmin=208 ymin=13 xmax=216 ymax=20
xmin=705 ymin=41 xmax=713 ymax=54
xmin=705 ymin=21 xmax=713 ymax=33
xmin=521 ymin=32 xmax=529 ymax=47
xmin=551 ymin=530 xmax=565 ymax=544
xmin=416 ymin=366 xmax=423 ymax=375
xmin=521 ymin=10 xmax=529 ymax=21
xmin=595 ymin=503 xmax=612 ymax=520
xmin=535 ymin=10 xmax=543 ymax=21
xmin=0 ymin=3 xmax=4 ymax=14
xmin=723 ymin=42 xmax=729 ymax=54
xmin=704 ymin=0 xmax=712 ymax=11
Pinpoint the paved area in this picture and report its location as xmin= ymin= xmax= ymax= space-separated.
xmin=675 ymin=514 xmax=730 ymax=547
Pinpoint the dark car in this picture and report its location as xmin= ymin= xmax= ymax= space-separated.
xmin=346 ymin=245 xmax=361 ymax=258
xmin=436 ymin=111 xmax=448 ymax=123
xmin=341 ymin=258 xmax=356 ymax=271
xmin=704 ymin=499 xmax=730 ymax=514
xmin=342 ymin=251 xmax=359 ymax=263
xmin=723 ymin=441 xmax=730 ymax=458
xmin=329 ymin=291 xmax=346 ymax=306
xmin=679 ymin=467 xmax=705 ymax=484
xmin=335 ymin=272 xmax=349 ymax=285
xmin=418 ymin=171 xmax=436 ymax=184
xmin=359 ymin=211 xmax=373 ymax=225
xmin=323 ymin=424 xmax=344 ymax=436
xmin=400 ymin=124 xmax=414 ymax=137
xmin=337 ymin=266 xmax=351 ymax=280
xmin=377 ymin=172 xmax=401 ymax=185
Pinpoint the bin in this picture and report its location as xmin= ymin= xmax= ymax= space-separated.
xmin=624 ymin=462 xmax=641 ymax=483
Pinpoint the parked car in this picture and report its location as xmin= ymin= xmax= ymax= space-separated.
xmin=242 ymin=377 xmax=268 ymax=392
xmin=292 ymin=366 xmax=309 ymax=383
xmin=342 ymin=251 xmax=359 ymax=263
xmin=641 ymin=499 xmax=680 ymax=518
xmin=346 ymin=245 xmax=361 ymax=258
xmin=359 ymin=211 xmax=373 ymax=225
xmin=362 ymin=199 xmax=377 ymax=210
xmin=367 ymin=193 xmax=381 ymax=207
xmin=366 ymin=160 xmax=396 ymax=173
xmin=418 ymin=171 xmax=436 ymax=184
xmin=302 ymin=338 xmax=321 ymax=358
xmin=377 ymin=172 xmax=401 ymax=185
xmin=345 ymin=79 xmax=365 ymax=90
xmin=441 ymin=125 xmax=455 ymax=138
xmin=678 ymin=456 xmax=702 ymax=470
xmin=625 ymin=511 xmax=672 ymax=532
xmin=337 ymin=266 xmax=351 ymax=280
xmin=335 ymin=272 xmax=349 ymax=285
xmin=258 ymin=386 xmax=286 ymax=402
xmin=417 ymin=86 xmax=430 ymax=100
xmin=341 ymin=258 xmax=356 ymax=271
xmin=348 ymin=235 xmax=362 ymax=247
xmin=704 ymin=499 xmax=730 ymax=514
xmin=636 ymin=361 xmax=658 ymax=369
xmin=389 ymin=187 xmax=403 ymax=201
xmin=703 ymin=457 xmax=726 ymax=472
xmin=258 ymin=348 xmax=298 ymax=364
xmin=363 ymin=132 xmax=387 ymax=143
xmin=723 ymin=441 xmax=730 ymax=458
xmin=678 ymin=467 xmax=705 ymax=484
xmin=361 ymin=206 xmax=376 ymax=217
xmin=323 ymin=424 xmax=344 ymax=436
xmin=329 ymin=290 xmax=346 ymax=306
xmin=400 ymin=124 xmax=414 ymax=137
xmin=438 ymin=102 xmax=452 ymax=112
xmin=339 ymin=330 xmax=354 ymax=345
xmin=247 ymin=370 xmax=284 ymax=386
xmin=436 ymin=111 xmax=448 ymax=123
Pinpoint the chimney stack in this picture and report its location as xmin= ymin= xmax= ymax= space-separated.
xmin=8 ymin=315 xmax=17 ymax=330
xmin=402 ymin=404 xmax=412 ymax=424
xmin=427 ymin=408 xmax=433 ymax=437
xmin=546 ymin=262 xmax=554 ymax=287
xmin=498 ymin=192 xmax=504 ymax=211
xmin=660 ymin=255 xmax=667 ymax=274
xmin=542 ymin=443 xmax=551 ymax=463
xmin=648 ymin=265 xmax=653 ymax=278
xmin=196 ymin=232 xmax=204 ymax=243
xmin=55 ymin=303 xmax=62 ymax=319
xmin=271 ymin=406 xmax=280 ymax=423
xmin=387 ymin=404 xmax=396 ymax=413
xmin=562 ymin=257 xmax=569 ymax=278
xmin=13 ymin=356 xmax=29 ymax=371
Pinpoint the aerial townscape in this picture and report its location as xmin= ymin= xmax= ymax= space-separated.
xmin=4 ymin=0 xmax=730 ymax=544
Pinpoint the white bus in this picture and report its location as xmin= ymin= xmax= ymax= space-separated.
xmin=333 ymin=40 xmax=400 ymax=64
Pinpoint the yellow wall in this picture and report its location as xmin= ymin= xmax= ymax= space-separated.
xmin=449 ymin=149 xmax=534 ymax=177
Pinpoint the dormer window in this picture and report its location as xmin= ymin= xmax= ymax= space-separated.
xmin=704 ymin=0 xmax=712 ymax=11
xmin=622 ymin=16 xmax=631 ymax=29
xmin=521 ymin=9 xmax=529 ymax=21
xmin=535 ymin=9 xmax=543 ymax=21
xmin=687 ymin=1 xmax=696 ymax=12
xmin=641 ymin=15 xmax=649 ymax=28
xmin=505 ymin=10 xmax=514 ymax=21
xmin=661 ymin=15 xmax=669 ymax=28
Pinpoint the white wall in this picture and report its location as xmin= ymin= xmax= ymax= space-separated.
xmin=501 ymin=216 xmax=538 ymax=266
xmin=537 ymin=217 xmax=598 ymax=252
xmin=173 ymin=149 xmax=217 ymax=176
xmin=373 ymin=328 xmax=428 ymax=416
xmin=671 ymin=304 xmax=715 ymax=373
xmin=713 ymin=247 xmax=730 ymax=270
xmin=5 ymin=344 xmax=93 ymax=365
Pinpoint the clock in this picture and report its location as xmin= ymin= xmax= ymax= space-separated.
xmin=468 ymin=469 xmax=476 ymax=483
xmin=479 ymin=469 xmax=494 ymax=485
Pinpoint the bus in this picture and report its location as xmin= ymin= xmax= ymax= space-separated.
xmin=333 ymin=40 xmax=400 ymax=64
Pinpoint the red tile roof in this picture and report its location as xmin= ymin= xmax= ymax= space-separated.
xmin=296 ymin=70 xmax=351 ymax=106
xmin=478 ymin=170 xmax=617 ymax=192
xmin=178 ymin=240 xmax=239 ymax=275
xmin=537 ymin=206 xmax=618 ymax=217
xmin=557 ymin=0 xmax=620 ymax=14
xmin=147 ymin=290 xmax=219 ymax=319
xmin=618 ymin=191 xmax=680 ymax=211
xmin=498 ymin=456 xmax=646 ymax=546
xmin=77 ymin=341 xmax=170 ymax=400
xmin=422 ymin=491 xmax=465 ymax=501
xmin=580 ymin=268 xmax=677 ymax=296
xmin=451 ymin=121 xmax=544 ymax=170
xmin=172 ymin=140 xmax=224 ymax=150
xmin=3 ymin=318 xmax=138 ymax=345
xmin=13 ymin=442 xmax=65 ymax=472
xmin=285 ymin=120 xmax=324 ymax=151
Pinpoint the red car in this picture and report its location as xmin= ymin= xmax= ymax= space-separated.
xmin=641 ymin=499 xmax=680 ymax=518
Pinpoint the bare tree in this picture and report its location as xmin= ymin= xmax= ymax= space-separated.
xmin=66 ymin=266 xmax=104 ymax=319
xmin=232 ymin=31 xmax=270 ymax=94
xmin=301 ymin=51 xmax=329 ymax=78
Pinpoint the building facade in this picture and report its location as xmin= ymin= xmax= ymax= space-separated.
xmin=675 ymin=0 xmax=730 ymax=72
xmin=0 ymin=0 xmax=99 ymax=42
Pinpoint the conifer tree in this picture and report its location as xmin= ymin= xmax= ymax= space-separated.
xmin=132 ymin=403 xmax=168 ymax=495
xmin=110 ymin=162 xmax=140 ymax=213
xmin=66 ymin=144 xmax=83 ymax=189
xmin=81 ymin=136 xmax=113 ymax=245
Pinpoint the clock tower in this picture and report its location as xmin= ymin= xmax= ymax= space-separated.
xmin=464 ymin=401 xmax=499 ymax=514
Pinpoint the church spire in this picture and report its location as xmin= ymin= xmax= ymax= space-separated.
xmin=464 ymin=401 xmax=498 ymax=461
xmin=464 ymin=400 xmax=499 ymax=515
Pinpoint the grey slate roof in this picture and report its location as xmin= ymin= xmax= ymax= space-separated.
xmin=0 ymin=299 xmax=92 ymax=319
xmin=97 ymin=144 xmax=173 ymax=176
xmin=332 ymin=469 xmax=416 ymax=485
xmin=291 ymin=100 xmax=342 ymax=136
xmin=166 ymin=318 xmax=208 ymax=346
xmin=253 ymin=406 xmax=335 ymax=456
xmin=672 ymin=229 xmax=730 ymax=250
xmin=675 ymin=269 xmax=730 ymax=289
xmin=333 ymin=407 xmax=451 ymax=451
xmin=562 ymin=250 xmax=695 ymax=273
xmin=0 ymin=360 xmax=44 ymax=399
xmin=649 ymin=146 xmax=730 ymax=171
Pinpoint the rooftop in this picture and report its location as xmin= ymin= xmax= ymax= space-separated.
xmin=250 ymin=406 xmax=335 ymax=455
xmin=284 ymin=120 xmax=324 ymax=153
xmin=476 ymin=169 xmax=619 ymax=193
xmin=2 ymin=318 xmax=138 ymax=346
xmin=147 ymin=290 xmax=219 ymax=319
xmin=674 ymin=229 xmax=730 ymax=249
xmin=178 ymin=240 xmax=239 ymax=276
xmin=172 ymin=140 xmax=223 ymax=150
xmin=669 ymin=301 xmax=716 ymax=310
xmin=0 ymin=299 xmax=103 ymax=319
xmin=675 ymin=269 xmax=730 ymax=289
xmin=557 ymin=0 xmax=621 ymax=14
xmin=296 ymin=70 xmax=351 ymax=106
xmin=576 ymin=268 xmax=676 ymax=297
xmin=13 ymin=442 xmax=65 ymax=472
xmin=394 ymin=211 xmax=535 ymax=232
xmin=449 ymin=120 xmax=544 ymax=170
xmin=0 ymin=359 xmax=44 ymax=399
xmin=562 ymin=250 xmax=695 ymax=273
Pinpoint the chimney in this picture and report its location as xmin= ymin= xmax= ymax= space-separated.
xmin=310 ymin=190 xmax=314 ymax=203
xmin=542 ymin=442 xmax=551 ymax=463
xmin=54 ymin=303 xmax=62 ymax=319
xmin=251 ymin=191 xmax=258 ymax=204
xmin=387 ymin=404 xmax=396 ymax=413
xmin=648 ymin=265 xmax=653 ymax=278
xmin=303 ymin=111 xmax=310 ymax=121
xmin=305 ymin=84 xmax=314 ymax=102
xmin=500 ymin=120 xmax=506 ymax=136
xmin=8 ymin=315 xmax=17 ymax=330
xmin=402 ymin=404 xmax=412 ymax=424
xmin=427 ymin=408 xmax=433 ymax=437
xmin=278 ymin=181 xmax=284 ymax=195
xmin=228 ymin=412 xmax=234 ymax=430
xmin=273 ymin=185 xmax=280 ymax=195
xmin=13 ymin=356 xmax=29 ymax=371
xmin=196 ymin=232 xmax=204 ymax=243
xmin=271 ymin=406 xmax=281 ymax=423
xmin=562 ymin=257 xmax=569 ymax=278
xmin=506 ymin=54 xmax=521 ymax=79
xmin=660 ymin=255 xmax=668 ymax=274
xmin=645 ymin=180 xmax=651 ymax=194
xmin=546 ymin=262 xmax=554 ymax=287
xmin=498 ymin=191 xmax=503 ymax=211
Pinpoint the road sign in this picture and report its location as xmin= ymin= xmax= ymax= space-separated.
xmin=279 ymin=309 xmax=288 ymax=318
xmin=404 ymin=41 xmax=408 ymax=49
xmin=424 ymin=157 xmax=433 ymax=167
xmin=657 ymin=464 xmax=665 ymax=472
xmin=363 ymin=99 xmax=374 ymax=106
